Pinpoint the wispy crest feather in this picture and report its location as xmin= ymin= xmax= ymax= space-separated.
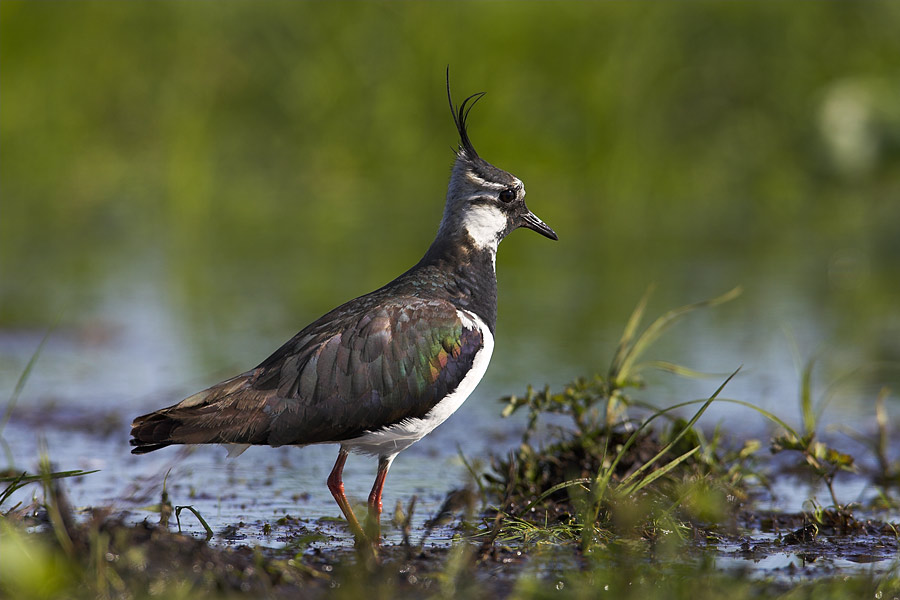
xmin=446 ymin=67 xmax=485 ymax=160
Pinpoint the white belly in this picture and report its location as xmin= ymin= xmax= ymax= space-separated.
xmin=344 ymin=309 xmax=494 ymax=458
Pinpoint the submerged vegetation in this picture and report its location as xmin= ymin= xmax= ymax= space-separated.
xmin=3 ymin=291 xmax=900 ymax=599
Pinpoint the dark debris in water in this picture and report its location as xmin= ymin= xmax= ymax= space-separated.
xmin=716 ymin=508 xmax=900 ymax=581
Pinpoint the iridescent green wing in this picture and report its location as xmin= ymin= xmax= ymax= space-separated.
xmin=253 ymin=297 xmax=484 ymax=445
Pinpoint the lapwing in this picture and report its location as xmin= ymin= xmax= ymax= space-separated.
xmin=131 ymin=76 xmax=558 ymax=543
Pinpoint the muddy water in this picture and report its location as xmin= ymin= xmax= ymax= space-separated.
xmin=5 ymin=418 xmax=489 ymax=548
xmin=3 ymin=390 xmax=513 ymax=550
xmin=1 ymin=316 xmax=520 ymax=548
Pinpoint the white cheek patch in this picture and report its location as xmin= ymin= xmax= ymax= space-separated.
xmin=461 ymin=204 xmax=507 ymax=251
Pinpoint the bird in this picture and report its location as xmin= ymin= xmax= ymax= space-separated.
xmin=130 ymin=74 xmax=558 ymax=544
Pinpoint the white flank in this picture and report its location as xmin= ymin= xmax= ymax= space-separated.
xmin=346 ymin=309 xmax=494 ymax=458
xmin=461 ymin=204 xmax=507 ymax=252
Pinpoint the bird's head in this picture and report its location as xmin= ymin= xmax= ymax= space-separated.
xmin=439 ymin=80 xmax=558 ymax=252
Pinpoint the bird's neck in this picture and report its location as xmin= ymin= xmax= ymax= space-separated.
xmin=408 ymin=231 xmax=499 ymax=332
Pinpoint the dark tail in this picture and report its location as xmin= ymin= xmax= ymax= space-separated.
xmin=130 ymin=411 xmax=180 ymax=454
xmin=129 ymin=373 xmax=263 ymax=454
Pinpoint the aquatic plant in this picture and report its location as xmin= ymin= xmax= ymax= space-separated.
xmin=485 ymin=290 xmax=746 ymax=548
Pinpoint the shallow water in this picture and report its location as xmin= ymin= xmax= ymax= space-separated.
xmin=2 ymin=246 xmax=898 ymax=552
xmin=716 ymin=541 xmax=900 ymax=583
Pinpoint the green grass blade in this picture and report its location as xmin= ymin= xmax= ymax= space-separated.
xmin=594 ymin=367 xmax=740 ymax=502
xmin=456 ymin=444 xmax=487 ymax=506
xmin=875 ymin=387 xmax=889 ymax=473
xmin=800 ymin=358 xmax=816 ymax=436
xmin=175 ymin=505 xmax=214 ymax=540
xmin=0 ymin=468 xmax=99 ymax=484
xmin=616 ymin=287 xmax=741 ymax=384
xmin=1 ymin=468 xmax=99 ymax=508
xmin=718 ymin=399 xmax=800 ymax=437
xmin=622 ymin=446 xmax=700 ymax=496
xmin=0 ymin=322 xmax=57 ymax=436
xmin=638 ymin=397 xmax=800 ymax=440
xmin=634 ymin=360 xmax=721 ymax=379
xmin=517 ymin=478 xmax=593 ymax=516
xmin=618 ymin=368 xmax=739 ymax=490
xmin=608 ymin=285 xmax=653 ymax=380
xmin=0 ymin=472 xmax=28 ymax=506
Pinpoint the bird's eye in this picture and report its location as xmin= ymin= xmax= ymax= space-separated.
xmin=499 ymin=188 xmax=516 ymax=203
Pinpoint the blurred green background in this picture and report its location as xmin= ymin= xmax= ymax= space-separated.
xmin=2 ymin=1 xmax=900 ymax=416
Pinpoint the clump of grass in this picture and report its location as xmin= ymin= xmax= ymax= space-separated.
xmin=769 ymin=358 xmax=856 ymax=511
xmin=484 ymin=288 xmax=750 ymax=551
xmin=499 ymin=286 xmax=742 ymax=433
xmin=479 ymin=286 xmax=900 ymax=575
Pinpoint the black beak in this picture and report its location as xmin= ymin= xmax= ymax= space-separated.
xmin=521 ymin=209 xmax=558 ymax=241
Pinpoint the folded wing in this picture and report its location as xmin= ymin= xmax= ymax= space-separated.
xmin=130 ymin=297 xmax=484 ymax=453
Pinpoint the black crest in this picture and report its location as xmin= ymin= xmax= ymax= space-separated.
xmin=446 ymin=67 xmax=485 ymax=160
